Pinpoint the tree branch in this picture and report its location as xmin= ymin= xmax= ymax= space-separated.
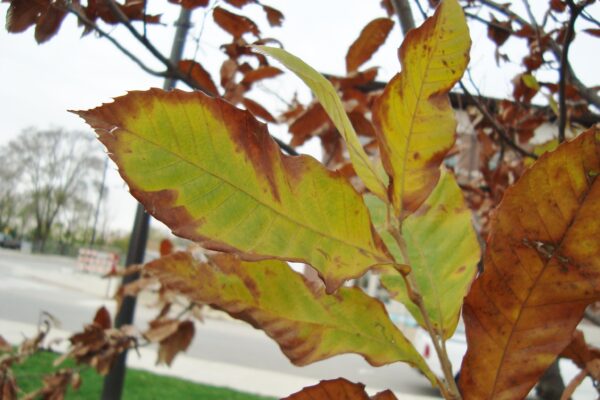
xmin=65 ymin=4 xmax=167 ymax=79
xmin=103 ymin=0 xmax=212 ymax=94
xmin=70 ymin=1 xmax=300 ymax=157
xmin=459 ymin=81 xmax=538 ymax=159
xmin=472 ymin=0 xmax=600 ymax=110
xmin=558 ymin=0 xmax=588 ymax=143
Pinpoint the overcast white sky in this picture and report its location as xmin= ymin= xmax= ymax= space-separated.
xmin=0 ymin=0 xmax=598 ymax=233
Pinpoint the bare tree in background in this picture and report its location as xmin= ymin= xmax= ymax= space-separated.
xmin=2 ymin=128 xmax=104 ymax=251
xmin=0 ymin=147 xmax=20 ymax=233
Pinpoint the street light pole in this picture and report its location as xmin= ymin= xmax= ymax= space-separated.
xmin=89 ymin=155 xmax=109 ymax=248
xmin=100 ymin=7 xmax=193 ymax=400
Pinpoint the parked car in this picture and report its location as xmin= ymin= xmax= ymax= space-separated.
xmin=0 ymin=234 xmax=21 ymax=249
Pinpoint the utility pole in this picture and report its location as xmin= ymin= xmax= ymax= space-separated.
xmin=391 ymin=0 xmax=416 ymax=35
xmin=90 ymin=155 xmax=109 ymax=248
xmin=100 ymin=7 xmax=193 ymax=400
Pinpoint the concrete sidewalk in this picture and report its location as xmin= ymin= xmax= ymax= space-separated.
xmin=0 ymin=318 xmax=440 ymax=399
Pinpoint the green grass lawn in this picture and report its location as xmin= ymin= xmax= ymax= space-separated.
xmin=10 ymin=350 xmax=275 ymax=400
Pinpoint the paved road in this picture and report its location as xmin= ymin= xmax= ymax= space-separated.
xmin=2 ymin=249 xmax=597 ymax=399
xmin=0 ymin=248 xmax=439 ymax=397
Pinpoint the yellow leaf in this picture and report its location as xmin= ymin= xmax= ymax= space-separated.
xmin=366 ymin=170 xmax=480 ymax=339
xmin=372 ymin=0 xmax=470 ymax=218
xmin=75 ymin=89 xmax=391 ymax=293
xmin=255 ymin=45 xmax=388 ymax=200
xmin=147 ymin=251 xmax=437 ymax=383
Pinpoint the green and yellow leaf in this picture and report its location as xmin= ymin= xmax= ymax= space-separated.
xmin=372 ymin=0 xmax=470 ymax=218
xmin=459 ymin=127 xmax=600 ymax=399
xmin=76 ymin=89 xmax=390 ymax=292
xmin=146 ymin=251 xmax=436 ymax=383
xmin=366 ymin=170 xmax=480 ymax=339
xmin=255 ymin=45 xmax=388 ymax=200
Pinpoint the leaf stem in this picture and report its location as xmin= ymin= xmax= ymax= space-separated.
xmin=388 ymin=224 xmax=461 ymax=400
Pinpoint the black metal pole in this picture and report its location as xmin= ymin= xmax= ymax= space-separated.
xmin=100 ymin=7 xmax=193 ymax=400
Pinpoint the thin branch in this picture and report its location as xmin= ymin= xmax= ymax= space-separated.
xmin=477 ymin=0 xmax=529 ymax=26
xmin=459 ymin=81 xmax=538 ymax=159
xmin=558 ymin=0 xmax=587 ymax=142
xmin=92 ymin=1 xmax=300 ymax=156
xmin=581 ymin=10 xmax=600 ymax=27
xmin=103 ymin=0 xmax=212 ymax=95
xmin=414 ymin=0 xmax=428 ymax=20
xmin=273 ymin=137 xmax=298 ymax=156
xmin=521 ymin=0 xmax=539 ymax=31
xmin=65 ymin=5 xmax=166 ymax=78
xmin=473 ymin=0 xmax=600 ymax=109
xmin=464 ymin=11 xmax=513 ymax=36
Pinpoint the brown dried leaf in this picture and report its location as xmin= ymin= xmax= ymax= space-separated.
xmin=514 ymin=24 xmax=536 ymax=39
xmin=144 ymin=318 xmax=195 ymax=365
xmin=380 ymin=0 xmax=394 ymax=17
xmin=5 ymin=0 xmax=47 ymax=33
xmin=144 ymin=319 xmax=180 ymax=343
xmin=289 ymin=103 xmax=331 ymax=147
xmin=371 ymin=390 xmax=399 ymax=400
xmin=242 ymin=97 xmax=276 ymax=123
xmin=584 ymin=28 xmax=600 ymax=38
xmin=121 ymin=277 xmax=156 ymax=297
xmin=262 ymin=5 xmax=284 ymax=27
xmin=19 ymin=329 xmax=47 ymax=356
xmin=93 ymin=307 xmax=111 ymax=330
xmin=156 ymin=321 xmax=194 ymax=366
xmin=0 ymin=372 xmax=18 ymax=400
xmin=168 ymin=0 xmax=210 ymax=9
xmin=283 ymin=378 xmax=398 ymax=400
xmin=213 ymin=7 xmax=259 ymax=38
xmin=67 ymin=321 xmax=135 ymax=375
xmin=223 ymin=0 xmax=255 ymax=7
xmin=24 ymin=370 xmax=74 ymax=400
xmin=487 ymin=16 xmax=512 ymax=47
xmin=348 ymin=111 xmax=376 ymax=138
xmin=0 ymin=336 xmax=11 ymax=353
xmin=178 ymin=60 xmax=219 ymax=96
xmin=346 ymin=18 xmax=394 ymax=73
xmin=550 ymin=0 xmax=567 ymax=12
xmin=241 ymin=66 xmax=282 ymax=86
xmin=220 ymin=59 xmax=238 ymax=88
xmin=513 ymin=73 xmax=538 ymax=103
xmin=86 ymin=0 xmax=160 ymax=25
xmin=560 ymin=329 xmax=600 ymax=379
xmin=459 ymin=127 xmax=600 ymax=399
xmin=159 ymin=238 xmax=174 ymax=257
xmin=34 ymin=2 xmax=67 ymax=44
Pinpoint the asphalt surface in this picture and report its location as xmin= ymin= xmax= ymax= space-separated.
xmin=0 ymin=248 xmax=440 ymax=397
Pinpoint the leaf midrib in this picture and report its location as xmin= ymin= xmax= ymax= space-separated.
xmin=490 ymin=174 xmax=598 ymax=397
xmin=396 ymin=15 xmax=450 ymax=212
xmin=122 ymin=126 xmax=385 ymax=260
